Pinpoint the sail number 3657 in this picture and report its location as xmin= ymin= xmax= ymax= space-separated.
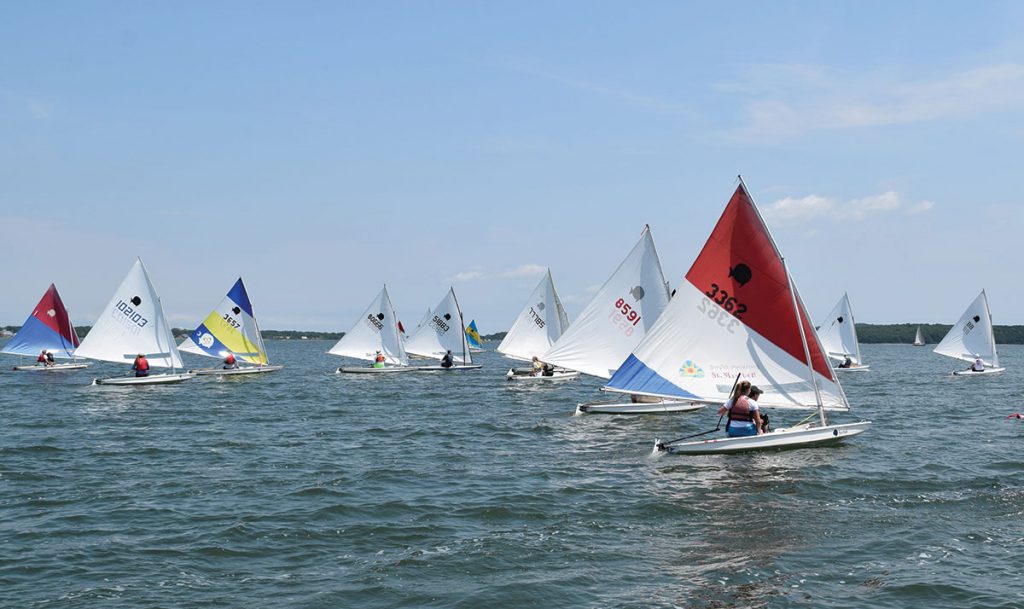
xmin=704 ymin=284 xmax=747 ymax=319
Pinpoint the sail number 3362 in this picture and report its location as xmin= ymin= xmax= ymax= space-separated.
xmin=704 ymin=284 xmax=747 ymax=319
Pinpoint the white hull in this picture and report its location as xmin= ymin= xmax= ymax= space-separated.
xmin=191 ymin=365 xmax=284 ymax=376
xmin=575 ymin=400 xmax=704 ymax=415
xmin=94 ymin=372 xmax=196 ymax=386
xmin=506 ymin=368 xmax=580 ymax=382
xmin=12 ymin=363 xmax=90 ymax=371
xmin=952 ymin=367 xmax=1006 ymax=376
xmin=657 ymin=421 xmax=872 ymax=455
xmin=415 ymin=364 xmax=483 ymax=372
xmin=835 ymin=365 xmax=870 ymax=372
xmin=336 ymin=366 xmax=417 ymax=374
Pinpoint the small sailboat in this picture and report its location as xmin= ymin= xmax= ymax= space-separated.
xmin=819 ymin=293 xmax=869 ymax=372
xmin=465 ymin=320 xmax=485 ymax=352
xmin=913 ymin=326 xmax=926 ymax=346
xmin=498 ymin=269 xmax=574 ymax=381
xmin=180 ymin=278 xmax=283 ymax=376
xmin=330 ymin=285 xmax=414 ymax=374
xmin=602 ymin=180 xmax=869 ymax=454
xmin=934 ymin=290 xmax=1004 ymax=376
xmin=75 ymin=258 xmax=194 ymax=385
xmin=405 ymin=287 xmax=482 ymax=371
xmin=4 ymin=284 xmax=89 ymax=371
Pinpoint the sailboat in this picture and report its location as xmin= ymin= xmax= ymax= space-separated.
xmin=4 ymin=284 xmax=89 ymax=371
xmin=913 ymin=327 xmax=926 ymax=346
xmin=934 ymin=290 xmax=1004 ymax=376
xmin=819 ymin=293 xmax=869 ymax=372
xmin=497 ymin=269 xmax=575 ymax=381
xmin=330 ymin=285 xmax=413 ymax=374
xmin=404 ymin=287 xmax=482 ymax=371
xmin=465 ymin=320 xmax=485 ymax=352
xmin=602 ymin=180 xmax=870 ymax=454
xmin=75 ymin=258 xmax=194 ymax=385
xmin=179 ymin=278 xmax=283 ymax=376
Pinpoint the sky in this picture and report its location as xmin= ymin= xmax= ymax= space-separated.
xmin=3 ymin=2 xmax=1024 ymax=331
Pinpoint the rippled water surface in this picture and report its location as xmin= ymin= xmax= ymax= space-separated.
xmin=2 ymin=342 xmax=1023 ymax=608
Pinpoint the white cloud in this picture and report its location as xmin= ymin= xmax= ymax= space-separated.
xmin=453 ymin=269 xmax=484 ymax=282
xmin=499 ymin=264 xmax=547 ymax=278
xmin=722 ymin=63 xmax=1024 ymax=140
xmin=451 ymin=263 xmax=547 ymax=282
xmin=762 ymin=191 xmax=930 ymax=223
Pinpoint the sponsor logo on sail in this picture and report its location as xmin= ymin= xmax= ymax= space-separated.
xmin=678 ymin=359 xmax=705 ymax=378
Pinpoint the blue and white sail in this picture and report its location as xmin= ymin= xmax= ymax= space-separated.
xmin=2 ymin=284 xmax=81 ymax=359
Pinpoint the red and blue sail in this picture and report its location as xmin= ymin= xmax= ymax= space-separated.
xmin=2 ymin=284 xmax=81 ymax=358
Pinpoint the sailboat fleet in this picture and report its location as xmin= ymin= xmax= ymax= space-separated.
xmin=2 ymin=179 xmax=1012 ymax=456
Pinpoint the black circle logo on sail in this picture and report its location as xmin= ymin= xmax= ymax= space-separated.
xmin=729 ymin=264 xmax=752 ymax=287
xmin=232 ymin=306 xmax=242 ymax=315
xmin=377 ymin=313 xmax=385 ymax=321
xmin=630 ymin=286 xmax=646 ymax=301
xmin=536 ymin=302 xmax=546 ymax=311
xmin=444 ymin=313 xmax=452 ymax=321
xmin=973 ymin=315 xmax=981 ymax=323
xmin=837 ymin=316 xmax=844 ymax=324
xmin=131 ymin=296 xmax=142 ymax=306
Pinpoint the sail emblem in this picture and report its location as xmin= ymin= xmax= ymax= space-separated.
xmin=729 ymin=263 xmax=752 ymax=287
xmin=199 ymin=333 xmax=215 ymax=348
xmin=536 ymin=302 xmax=546 ymax=311
xmin=444 ymin=313 xmax=452 ymax=321
xmin=232 ymin=306 xmax=241 ymax=315
xmin=837 ymin=316 xmax=844 ymax=324
xmin=47 ymin=309 xmax=56 ymax=317
xmin=629 ymin=285 xmax=646 ymax=301
xmin=678 ymin=359 xmax=705 ymax=378
xmin=131 ymin=296 xmax=142 ymax=306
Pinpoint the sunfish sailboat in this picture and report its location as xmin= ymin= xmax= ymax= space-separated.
xmin=498 ymin=269 xmax=575 ymax=381
xmin=180 ymin=278 xmax=283 ymax=376
xmin=4 ymin=283 xmax=89 ymax=371
xmin=934 ymin=290 xmax=1004 ymax=376
xmin=913 ymin=326 xmax=926 ymax=346
xmin=330 ymin=285 xmax=413 ymax=374
xmin=465 ymin=320 xmax=485 ymax=352
xmin=602 ymin=180 xmax=870 ymax=454
xmin=405 ymin=287 xmax=482 ymax=371
xmin=75 ymin=258 xmax=194 ymax=385
xmin=819 ymin=293 xmax=869 ymax=372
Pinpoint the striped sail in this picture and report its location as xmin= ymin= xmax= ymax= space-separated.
xmin=541 ymin=226 xmax=671 ymax=379
xmin=605 ymin=184 xmax=848 ymax=411
xmin=2 ymin=284 xmax=81 ymax=358
xmin=180 ymin=278 xmax=270 ymax=365
xmin=465 ymin=320 xmax=483 ymax=349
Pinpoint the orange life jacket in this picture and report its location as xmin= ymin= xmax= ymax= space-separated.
xmin=135 ymin=357 xmax=150 ymax=371
xmin=727 ymin=396 xmax=753 ymax=423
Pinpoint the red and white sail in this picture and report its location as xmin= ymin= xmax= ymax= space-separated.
xmin=606 ymin=183 xmax=848 ymax=411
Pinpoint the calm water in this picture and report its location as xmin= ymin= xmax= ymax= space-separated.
xmin=2 ymin=342 xmax=1023 ymax=608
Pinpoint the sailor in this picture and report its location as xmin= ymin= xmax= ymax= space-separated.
xmin=37 ymin=349 xmax=50 ymax=366
xmin=531 ymin=355 xmax=544 ymax=376
xmin=749 ymin=386 xmax=770 ymax=433
xmin=971 ymin=354 xmax=985 ymax=372
xmin=45 ymin=350 xmax=55 ymax=365
xmin=440 ymin=350 xmax=454 ymax=369
xmin=839 ymin=355 xmax=853 ymax=369
xmin=373 ymin=350 xmax=386 ymax=369
xmin=716 ymin=380 xmax=763 ymax=437
xmin=223 ymin=353 xmax=238 ymax=369
xmin=132 ymin=353 xmax=150 ymax=377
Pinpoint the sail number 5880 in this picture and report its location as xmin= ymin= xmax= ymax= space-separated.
xmin=704 ymin=283 xmax=747 ymax=319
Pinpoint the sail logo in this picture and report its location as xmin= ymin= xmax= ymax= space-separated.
xmin=47 ymin=309 xmax=56 ymax=318
xmin=114 ymin=298 xmax=148 ymax=329
xmin=199 ymin=332 xmax=215 ymax=348
xmin=366 ymin=313 xmax=384 ymax=332
xmin=963 ymin=315 xmax=980 ymax=335
xmin=678 ymin=359 xmax=705 ymax=378
xmin=430 ymin=314 xmax=450 ymax=334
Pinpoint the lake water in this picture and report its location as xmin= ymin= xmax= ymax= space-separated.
xmin=2 ymin=342 xmax=1022 ymax=608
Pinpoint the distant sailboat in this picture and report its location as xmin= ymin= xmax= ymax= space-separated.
xmin=913 ymin=327 xmax=926 ymax=346
xmin=330 ymin=285 xmax=413 ymax=374
xmin=498 ymin=269 xmax=575 ymax=381
xmin=75 ymin=259 xmax=194 ymax=385
xmin=934 ymin=290 xmax=1004 ymax=376
xmin=465 ymin=320 xmax=485 ymax=352
xmin=604 ymin=180 xmax=870 ymax=454
xmin=819 ymin=293 xmax=869 ymax=372
xmin=405 ymin=288 xmax=482 ymax=371
xmin=4 ymin=284 xmax=89 ymax=371
xmin=180 ymin=278 xmax=283 ymax=376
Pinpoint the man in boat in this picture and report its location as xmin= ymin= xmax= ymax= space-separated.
xmin=971 ymin=354 xmax=985 ymax=372
xmin=530 ymin=355 xmax=544 ymax=376
xmin=45 ymin=351 xmax=55 ymax=366
xmin=838 ymin=355 xmax=852 ymax=369
xmin=717 ymin=380 xmax=763 ymax=437
xmin=440 ymin=350 xmax=454 ymax=368
xmin=373 ymin=350 xmax=386 ymax=369
xmin=37 ymin=350 xmax=53 ymax=367
xmin=222 ymin=352 xmax=239 ymax=370
xmin=749 ymin=386 xmax=770 ymax=433
xmin=132 ymin=353 xmax=150 ymax=377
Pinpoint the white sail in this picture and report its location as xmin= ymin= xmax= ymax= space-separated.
xmin=605 ymin=184 xmax=848 ymax=412
xmin=179 ymin=278 xmax=271 ymax=364
xmin=496 ymin=269 xmax=570 ymax=362
xmin=404 ymin=288 xmax=472 ymax=363
xmin=75 ymin=258 xmax=183 ymax=369
xmin=818 ymin=293 xmax=864 ymax=365
xmin=541 ymin=226 xmax=671 ymax=378
xmin=414 ymin=308 xmax=432 ymax=332
xmin=328 ymin=285 xmax=409 ymax=365
xmin=933 ymin=290 xmax=999 ymax=367
xmin=913 ymin=327 xmax=925 ymax=346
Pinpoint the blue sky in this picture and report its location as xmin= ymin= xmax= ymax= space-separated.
xmin=3 ymin=2 xmax=1023 ymax=330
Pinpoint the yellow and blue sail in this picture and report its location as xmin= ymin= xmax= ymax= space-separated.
xmin=180 ymin=278 xmax=269 ymax=365
xmin=465 ymin=320 xmax=483 ymax=349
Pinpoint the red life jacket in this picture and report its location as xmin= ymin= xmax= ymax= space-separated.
xmin=37 ymin=353 xmax=47 ymax=363
xmin=225 ymin=353 xmax=236 ymax=364
xmin=727 ymin=396 xmax=753 ymax=423
xmin=135 ymin=357 xmax=150 ymax=371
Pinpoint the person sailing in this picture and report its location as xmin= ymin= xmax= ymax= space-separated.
xmin=531 ymin=355 xmax=544 ymax=377
xmin=222 ymin=352 xmax=239 ymax=370
xmin=716 ymin=380 xmax=764 ymax=437
xmin=839 ymin=355 xmax=853 ymax=369
xmin=440 ymin=350 xmax=454 ymax=369
xmin=37 ymin=349 xmax=53 ymax=367
xmin=373 ymin=350 xmax=386 ymax=369
xmin=971 ymin=354 xmax=985 ymax=372
xmin=132 ymin=353 xmax=150 ymax=377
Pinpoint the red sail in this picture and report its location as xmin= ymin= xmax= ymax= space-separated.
xmin=32 ymin=284 xmax=80 ymax=346
xmin=684 ymin=184 xmax=833 ymax=381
